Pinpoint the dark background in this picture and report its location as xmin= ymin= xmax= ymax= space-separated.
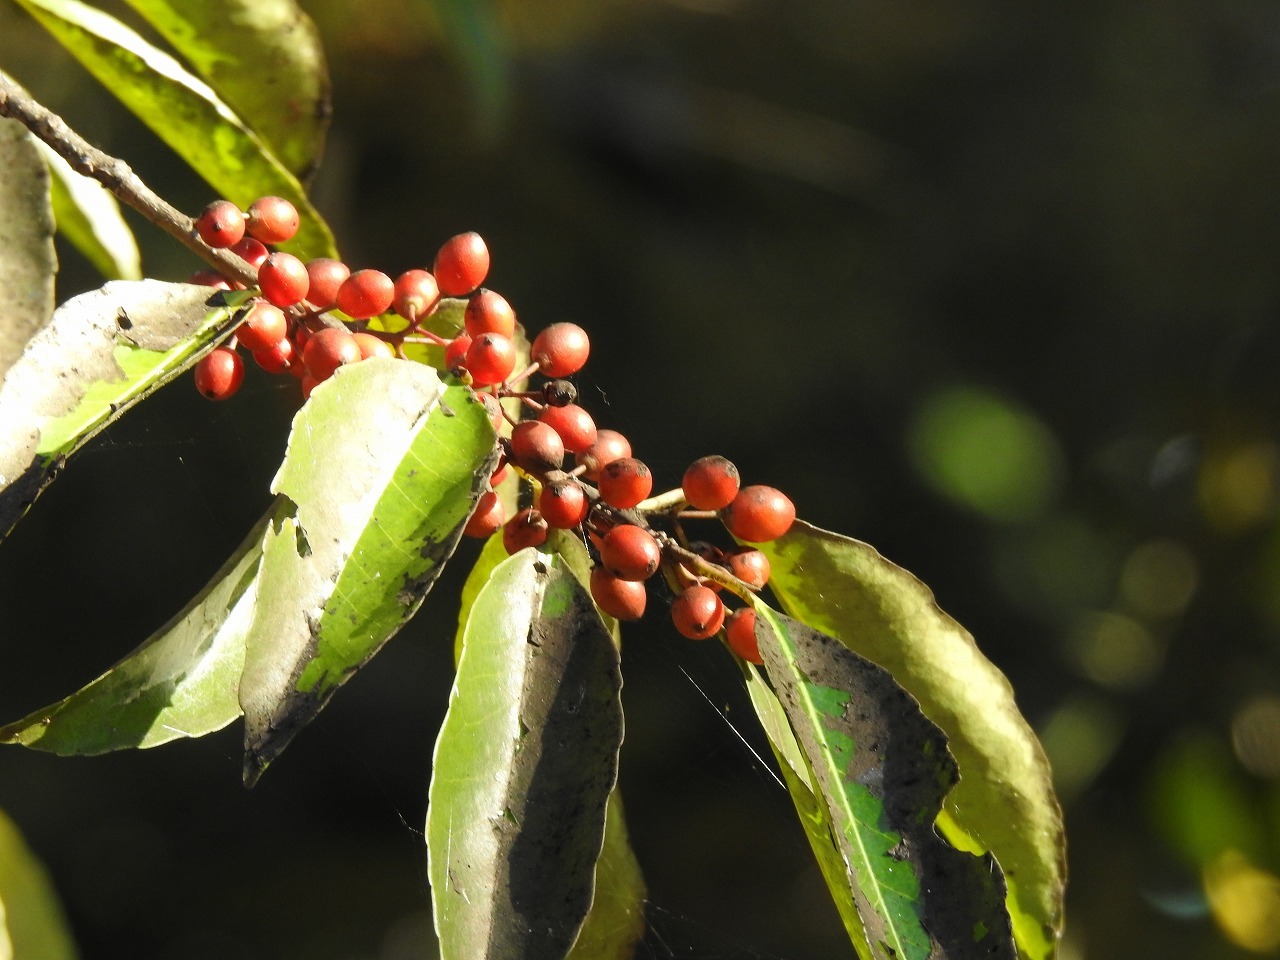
xmin=3 ymin=0 xmax=1280 ymax=957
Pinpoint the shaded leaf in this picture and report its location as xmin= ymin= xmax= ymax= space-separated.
xmin=13 ymin=0 xmax=336 ymax=259
xmin=566 ymin=792 xmax=646 ymax=960
xmin=38 ymin=139 xmax=140 ymax=280
xmin=754 ymin=604 xmax=1015 ymax=960
xmin=0 ymin=504 xmax=280 ymax=754
xmin=120 ymin=0 xmax=330 ymax=179
xmin=0 ymin=119 xmax=56 ymax=383
xmin=0 ymin=809 xmax=77 ymax=960
xmin=428 ymin=548 xmax=623 ymax=960
xmin=0 ymin=280 xmax=247 ymax=539
xmin=758 ymin=521 xmax=1065 ymax=959
xmin=238 ymin=359 xmax=497 ymax=784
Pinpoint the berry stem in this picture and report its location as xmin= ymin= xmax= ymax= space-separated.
xmin=635 ymin=488 xmax=689 ymax=514
xmin=657 ymin=535 xmax=759 ymax=601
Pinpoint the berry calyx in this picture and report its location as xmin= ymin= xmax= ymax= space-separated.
xmin=235 ymin=301 xmax=289 ymax=353
xmin=257 ymin=252 xmax=310 ymax=308
xmin=245 ymin=196 xmax=299 ymax=245
xmin=590 ymin=567 xmax=647 ymax=621
xmin=464 ymin=491 xmax=505 ymax=538
xmin=722 ymin=486 xmax=796 ymax=543
xmin=600 ymin=525 xmax=662 ymax=582
xmin=530 ymin=322 xmax=590 ymax=378
xmin=539 ymin=478 xmax=589 ymax=529
xmin=336 ymin=269 xmax=395 ymax=319
xmin=682 ymin=455 xmax=741 ymax=511
xmin=597 ymin=457 xmax=653 ymax=509
xmin=302 ymin=327 xmax=362 ymax=381
xmin=305 ymin=258 xmax=350 ymax=310
xmin=194 ymin=346 xmax=244 ymax=400
xmin=538 ymin=403 xmax=597 ymax=454
xmin=393 ymin=269 xmax=440 ymax=323
xmin=503 ymin=507 xmax=549 ymax=554
xmin=577 ymin=430 xmax=631 ymax=481
xmin=464 ymin=289 xmax=517 ymax=338
xmin=510 ymin=420 xmax=565 ymax=473
xmin=543 ymin=380 xmax=577 ymax=407
xmin=671 ymin=585 xmax=725 ymax=640
xmin=466 ymin=333 xmax=517 ymax=386
xmin=195 ymin=200 xmax=245 ymax=248
xmin=724 ymin=608 xmax=762 ymax=664
xmin=723 ymin=547 xmax=771 ymax=590
xmin=434 ymin=232 xmax=490 ymax=296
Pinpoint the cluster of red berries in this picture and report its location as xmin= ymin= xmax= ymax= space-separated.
xmin=186 ymin=197 xmax=797 ymax=664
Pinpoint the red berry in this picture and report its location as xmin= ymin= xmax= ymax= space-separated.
xmin=352 ymin=332 xmax=395 ymax=360
xmin=300 ymin=372 xmax=320 ymax=400
xmin=597 ymin=457 xmax=652 ymax=509
xmin=302 ymin=327 xmax=362 ymax=381
xmin=724 ymin=608 xmax=762 ymax=664
xmin=245 ymin=196 xmax=299 ymax=245
xmin=538 ymin=403 xmax=597 ymax=454
xmin=503 ymin=508 xmax=549 ymax=554
xmin=257 ymin=252 xmax=310 ymax=308
xmin=252 ymin=337 xmax=295 ymax=375
xmin=336 ymin=269 xmax=395 ymax=319
xmin=195 ymin=200 xmax=245 ymax=248
xmin=464 ymin=289 xmax=516 ymax=338
xmin=231 ymin=237 xmax=269 ymax=270
xmin=671 ymin=585 xmax=725 ymax=640
xmin=444 ymin=334 xmax=473 ymax=371
xmin=577 ymin=430 xmax=631 ymax=481
xmin=434 ymin=232 xmax=490 ymax=296
xmin=531 ymin=322 xmax=590 ymax=378
xmin=510 ymin=420 xmax=565 ymax=473
xmin=723 ymin=548 xmax=770 ymax=589
xmin=466 ymin=333 xmax=517 ymax=386
xmin=236 ymin=301 xmax=289 ymax=353
xmin=722 ymin=486 xmax=796 ymax=543
xmin=305 ymin=258 xmax=350 ymax=310
xmin=682 ymin=455 xmax=741 ymax=511
xmin=194 ymin=346 xmax=244 ymax=400
xmin=188 ymin=269 xmax=232 ymax=289
xmin=394 ymin=269 xmax=440 ymax=323
xmin=600 ymin=525 xmax=662 ymax=582
xmin=490 ymin=461 xmax=511 ymax=487
xmin=590 ymin=567 xmax=647 ymax=621
xmin=465 ymin=491 xmax=505 ymax=538
xmin=539 ymin=479 xmax=589 ymax=529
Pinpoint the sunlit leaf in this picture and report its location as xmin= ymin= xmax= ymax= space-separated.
xmin=37 ymin=139 xmax=140 ymax=280
xmin=758 ymin=520 xmax=1065 ymax=959
xmin=12 ymin=0 xmax=336 ymax=259
xmin=238 ymin=359 xmax=497 ymax=784
xmin=0 ymin=809 xmax=77 ymax=960
xmin=754 ymin=603 xmax=1015 ymax=960
xmin=0 ymin=504 xmax=280 ymax=754
xmin=428 ymin=548 xmax=623 ymax=960
xmin=120 ymin=0 xmax=330 ymax=179
xmin=0 ymin=280 xmax=247 ymax=539
xmin=0 ymin=119 xmax=55 ymax=383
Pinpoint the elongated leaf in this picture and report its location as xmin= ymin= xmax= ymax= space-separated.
xmin=0 ymin=503 xmax=280 ymax=753
xmin=120 ymin=0 xmax=330 ymax=180
xmin=754 ymin=604 xmax=1014 ymax=960
xmin=238 ymin=359 xmax=497 ymax=784
xmin=38 ymin=140 xmax=140 ymax=280
xmin=454 ymin=531 xmax=508 ymax=664
xmin=757 ymin=521 xmax=1065 ymax=959
xmin=0 ymin=119 xmax=55 ymax=382
xmin=566 ymin=792 xmax=646 ymax=960
xmin=0 ymin=280 xmax=247 ymax=538
xmin=0 ymin=810 xmax=77 ymax=960
xmin=428 ymin=548 xmax=623 ymax=960
xmin=13 ymin=0 xmax=336 ymax=259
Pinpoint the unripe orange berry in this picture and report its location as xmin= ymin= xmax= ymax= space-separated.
xmin=724 ymin=608 xmax=762 ymax=664
xmin=671 ymin=585 xmax=725 ymax=640
xmin=590 ymin=567 xmax=647 ymax=621
xmin=722 ymin=486 xmax=796 ymax=543
xmin=682 ymin=455 xmax=741 ymax=510
xmin=600 ymin=525 xmax=662 ymax=581
xmin=194 ymin=346 xmax=244 ymax=400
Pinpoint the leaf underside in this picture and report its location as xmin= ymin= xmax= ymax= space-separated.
xmin=0 ymin=119 xmax=56 ymax=383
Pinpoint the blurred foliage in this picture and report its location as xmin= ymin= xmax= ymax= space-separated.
xmin=3 ymin=0 xmax=1280 ymax=957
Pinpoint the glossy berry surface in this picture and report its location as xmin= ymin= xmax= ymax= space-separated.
xmin=538 ymin=403 xmax=597 ymax=454
xmin=352 ymin=332 xmax=395 ymax=360
xmin=724 ymin=608 xmax=762 ymax=664
xmin=245 ymin=196 xmax=299 ymax=244
xmin=464 ymin=289 xmax=517 ymax=338
xmin=235 ymin=301 xmax=288 ymax=353
xmin=530 ymin=322 xmax=590 ymax=378
xmin=671 ymin=585 xmax=725 ymax=640
xmin=466 ymin=333 xmax=517 ymax=386
xmin=722 ymin=485 xmax=796 ymax=543
xmin=257 ymin=253 xmax=310 ymax=307
xmin=194 ymin=346 xmax=244 ymax=400
xmin=600 ymin=525 xmax=662 ymax=582
xmin=723 ymin=548 xmax=771 ymax=590
xmin=510 ymin=421 xmax=565 ymax=473
xmin=231 ymin=237 xmax=270 ymax=270
xmin=393 ymin=269 xmax=440 ymax=323
xmin=597 ymin=457 xmax=653 ymax=509
xmin=195 ymin=200 xmax=244 ymax=248
xmin=302 ymin=328 xmax=362 ymax=381
xmin=682 ymin=455 xmax=741 ymax=510
xmin=305 ymin=258 xmax=350 ymax=310
xmin=434 ymin=232 xmax=490 ymax=296
xmin=252 ymin=337 xmax=295 ymax=375
xmin=444 ymin=334 xmax=473 ymax=371
xmin=464 ymin=491 xmax=505 ymax=538
xmin=577 ymin=430 xmax=631 ymax=481
xmin=539 ymin=479 xmax=589 ymax=529
xmin=590 ymin=567 xmax=647 ymax=621
xmin=503 ymin=508 xmax=549 ymax=554
xmin=336 ymin=269 xmax=395 ymax=319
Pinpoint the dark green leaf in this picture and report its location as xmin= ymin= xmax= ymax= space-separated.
xmin=38 ymin=139 xmax=140 ymax=280
xmin=238 ymin=359 xmax=497 ymax=784
xmin=754 ymin=604 xmax=1015 ymax=960
xmin=0 ymin=281 xmax=247 ymax=539
xmin=120 ymin=0 xmax=330 ymax=180
xmin=758 ymin=521 xmax=1065 ymax=959
xmin=428 ymin=548 xmax=623 ymax=960
xmin=0 ymin=809 xmax=78 ymax=960
xmin=0 ymin=119 xmax=55 ymax=382
xmin=13 ymin=0 xmax=336 ymax=259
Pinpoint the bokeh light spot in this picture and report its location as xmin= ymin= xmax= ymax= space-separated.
xmin=1205 ymin=850 xmax=1280 ymax=953
xmin=1067 ymin=611 xmax=1162 ymax=690
xmin=1119 ymin=538 xmax=1198 ymax=618
xmin=1231 ymin=696 xmax=1280 ymax=779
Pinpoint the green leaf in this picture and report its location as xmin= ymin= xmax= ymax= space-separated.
xmin=119 ymin=0 xmax=330 ymax=180
xmin=0 ymin=809 xmax=78 ymax=960
xmin=453 ymin=531 xmax=509 ymax=665
xmin=0 ymin=504 xmax=279 ymax=754
xmin=0 ymin=280 xmax=248 ymax=539
xmin=0 ymin=119 xmax=56 ymax=382
xmin=754 ymin=604 xmax=1015 ymax=960
xmin=757 ymin=521 xmax=1065 ymax=960
xmin=37 ymin=139 xmax=141 ymax=280
xmin=13 ymin=0 xmax=337 ymax=259
xmin=238 ymin=359 xmax=498 ymax=784
xmin=428 ymin=548 xmax=624 ymax=960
